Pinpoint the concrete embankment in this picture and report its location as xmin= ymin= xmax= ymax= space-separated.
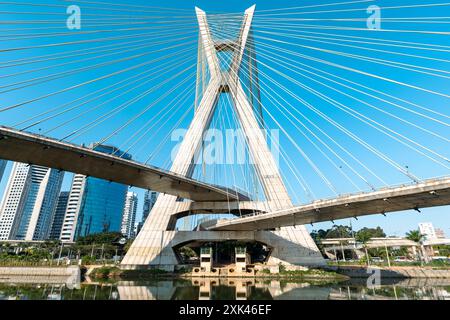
xmin=328 ymin=266 xmax=450 ymax=279
xmin=0 ymin=266 xmax=81 ymax=288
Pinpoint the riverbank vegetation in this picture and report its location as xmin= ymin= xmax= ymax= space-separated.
xmin=88 ymin=265 xmax=348 ymax=283
xmin=0 ymin=232 xmax=131 ymax=267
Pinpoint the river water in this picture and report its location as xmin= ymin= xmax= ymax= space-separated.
xmin=0 ymin=278 xmax=449 ymax=300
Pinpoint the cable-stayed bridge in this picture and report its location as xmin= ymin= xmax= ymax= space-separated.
xmin=0 ymin=1 xmax=449 ymax=269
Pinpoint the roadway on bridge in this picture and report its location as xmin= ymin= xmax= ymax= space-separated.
xmin=0 ymin=127 xmax=249 ymax=202
xmin=206 ymin=177 xmax=450 ymax=231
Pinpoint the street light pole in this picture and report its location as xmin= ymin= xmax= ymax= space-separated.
xmin=341 ymin=242 xmax=346 ymax=262
xmin=384 ymin=242 xmax=391 ymax=267
xmin=100 ymin=244 xmax=105 ymax=264
xmin=57 ymin=243 xmax=63 ymax=266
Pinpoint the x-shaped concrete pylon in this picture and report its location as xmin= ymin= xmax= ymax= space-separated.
xmin=170 ymin=5 xmax=292 ymax=210
xmin=195 ymin=5 xmax=255 ymax=80
xmin=121 ymin=6 xmax=324 ymax=269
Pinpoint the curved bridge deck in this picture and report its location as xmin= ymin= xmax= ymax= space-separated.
xmin=206 ymin=177 xmax=450 ymax=231
xmin=0 ymin=126 xmax=249 ymax=202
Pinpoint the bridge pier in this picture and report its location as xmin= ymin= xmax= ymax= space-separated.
xmin=121 ymin=229 xmax=325 ymax=271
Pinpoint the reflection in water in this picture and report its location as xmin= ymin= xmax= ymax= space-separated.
xmin=1 ymin=279 xmax=449 ymax=300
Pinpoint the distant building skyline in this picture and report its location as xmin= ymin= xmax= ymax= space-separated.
xmin=0 ymin=144 xmax=136 ymax=243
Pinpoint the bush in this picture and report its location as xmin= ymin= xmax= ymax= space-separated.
xmin=119 ymin=268 xmax=169 ymax=279
xmin=175 ymin=267 xmax=191 ymax=274
xmin=81 ymin=256 xmax=97 ymax=265
xmin=76 ymin=232 xmax=123 ymax=245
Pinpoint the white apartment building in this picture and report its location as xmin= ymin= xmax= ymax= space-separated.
xmin=121 ymin=192 xmax=138 ymax=239
xmin=419 ymin=222 xmax=437 ymax=240
xmin=0 ymin=162 xmax=31 ymax=240
xmin=60 ymin=173 xmax=86 ymax=242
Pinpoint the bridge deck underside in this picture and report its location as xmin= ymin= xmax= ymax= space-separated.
xmin=207 ymin=178 xmax=450 ymax=231
xmin=0 ymin=127 xmax=248 ymax=202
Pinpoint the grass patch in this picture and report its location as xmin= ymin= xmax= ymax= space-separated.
xmin=254 ymin=266 xmax=348 ymax=284
xmin=327 ymin=260 xmax=450 ymax=269
xmin=90 ymin=266 xmax=121 ymax=279
xmin=118 ymin=268 xmax=170 ymax=280
xmin=280 ymin=268 xmax=344 ymax=278
xmin=90 ymin=266 xmax=171 ymax=280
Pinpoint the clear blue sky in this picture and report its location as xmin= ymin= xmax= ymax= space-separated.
xmin=0 ymin=0 xmax=449 ymax=236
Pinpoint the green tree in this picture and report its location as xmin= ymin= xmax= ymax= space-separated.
xmin=405 ymin=230 xmax=424 ymax=243
xmin=406 ymin=230 xmax=426 ymax=263
xmin=434 ymin=245 xmax=450 ymax=257
xmin=310 ymin=229 xmax=328 ymax=242
xmin=356 ymin=227 xmax=386 ymax=239
xmin=178 ymin=246 xmax=197 ymax=262
xmin=310 ymin=229 xmax=328 ymax=252
xmin=123 ymin=239 xmax=134 ymax=253
xmin=325 ymin=225 xmax=353 ymax=239
xmin=76 ymin=232 xmax=123 ymax=245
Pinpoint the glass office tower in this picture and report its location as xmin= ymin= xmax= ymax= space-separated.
xmin=136 ymin=190 xmax=158 ymax=235
xmin=0 ymin=160 xmax=6 ymax=183
xmin=49 ymin=191 xmax=70 ymax=240
xmin=73 ymin=144 xmax=132 ymax=239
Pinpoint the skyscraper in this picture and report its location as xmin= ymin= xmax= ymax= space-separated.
xmin=60 ymin=174 xmax=86 ymax=242
xmin=49 ymin=191 xmax=70 ymax=240
xmin=60 ymin=144 xmax=132 ymax=242
xmin=121 ymin=192 xmax=138 ymax=239
xmin=136 ymin=190 xmax=158 ymax=235
xmin=0 ymin=160 xmax=6 ymax=183
xmin=142 ymin=190 xmax=157 ymax=222
xmin=0 ymin=162 xmax=30 ymax=240
xmin=0 ymin=163 xmax=64 ymax=241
